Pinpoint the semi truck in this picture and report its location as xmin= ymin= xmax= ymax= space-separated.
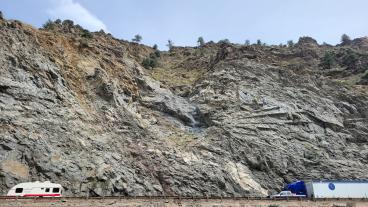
xmin=284 ymin=180 xmax=368 ymax=198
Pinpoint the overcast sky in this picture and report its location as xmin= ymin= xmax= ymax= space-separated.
xmin=1 ymin=0 xmax=367 ymax=49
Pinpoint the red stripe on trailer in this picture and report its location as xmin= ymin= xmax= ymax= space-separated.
xmin=23 ymin=194 xmax=61 ymax=197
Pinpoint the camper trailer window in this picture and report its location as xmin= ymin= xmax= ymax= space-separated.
xmin=45 ymin=188 xmax=50 ymax=192
xmin=15 ymin=188 xmax=23 ymax=193
xmin=52 ymin=188 xmax=60 ymax=193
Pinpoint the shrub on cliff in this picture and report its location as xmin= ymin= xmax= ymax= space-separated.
xmin=320 ymin=51 xmax=336 ymax=69
xmin=142 ymin=50 xmax=161 ymax=69
xmin=81 ymin=29 xmax=93 ymax=38
xmin=42 ymin=19 xmax=54 ymax=30
xmin=142 ymin=57 xmax=158 ymax=69
xmin=54 ymin=19 xmax=61 ymax=24
xmin=342 ymin=49 xmax=359 ymax=70
xmin=151 ymin=44 xmax=161 ymax=57
xmin=154 ymin=50 xmax=161 ymax=58
xmin=218 ymin=39 xmax=230 ymax=44
xmin=62 ymin=19 xmax=74 ymax=27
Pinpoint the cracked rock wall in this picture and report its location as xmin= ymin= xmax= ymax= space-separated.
xmin=1 ymin=18 xmax=368 ymax=197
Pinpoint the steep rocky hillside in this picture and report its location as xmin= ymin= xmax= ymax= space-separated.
xmin=1 ymin=17 xmax=368 ymax=197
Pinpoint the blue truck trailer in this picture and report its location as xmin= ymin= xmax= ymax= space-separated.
xmin=284 ymin=180 xmax=368 ymax=198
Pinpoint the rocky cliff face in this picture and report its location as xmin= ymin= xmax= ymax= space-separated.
xmin=1 ymin=17 xmax=368 ymax=197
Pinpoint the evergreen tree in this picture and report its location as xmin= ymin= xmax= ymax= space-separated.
xmin=62 ymin=19 xmax=74 ymax=26
xmin=218 ymin=39 xmax=230 ymax=44
xmin=197 ymin=37 xmax=205 ymax=46
xmin=287 ymin=40 xmax=294 ymax=47
xmin=341 ymin=34 xmax=351 ymax=45
xmin=167 ymin=40 xmax=174 ymax=50
xmin=42 ymin=19 xmax=54 ymax=30
xmin=132 ymin=34 xmax=142 ymax=43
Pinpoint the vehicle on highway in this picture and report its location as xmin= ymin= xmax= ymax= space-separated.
xmin=6 ymin=181 xmax=63 ymax=197
xmin=285 ymin=180 xmax=368 ymax=198
xmin=270 ymin=190 xmax=306 ymax=198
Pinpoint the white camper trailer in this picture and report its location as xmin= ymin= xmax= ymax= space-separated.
xmin=7 ymin=181 xmax=63 ymax=197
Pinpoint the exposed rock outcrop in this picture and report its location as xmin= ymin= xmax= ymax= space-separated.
xmin=1 ymin=17 xmax=368 ymax=197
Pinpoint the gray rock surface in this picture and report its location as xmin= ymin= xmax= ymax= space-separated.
xmin=0 ymin=18 xmax=368 ymax=197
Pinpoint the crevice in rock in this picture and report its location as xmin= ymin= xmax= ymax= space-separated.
xmin=0 ymin=85 xmax=10 ymax=94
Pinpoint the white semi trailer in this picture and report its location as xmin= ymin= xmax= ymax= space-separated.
xmin=306 ymin=181 xmax=368 ymax=198
xmin=285 ymin=180 xmax=368 ymax=198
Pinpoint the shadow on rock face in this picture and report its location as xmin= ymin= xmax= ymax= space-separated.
xmin=143 ymin=94 xmax=208 ymax=130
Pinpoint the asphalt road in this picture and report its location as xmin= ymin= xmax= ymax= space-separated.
xmin=1 ymin=198 xmax=367 ymax=207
